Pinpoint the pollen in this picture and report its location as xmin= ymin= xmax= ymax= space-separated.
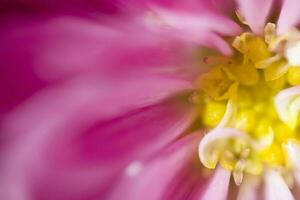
xmin=195 ymin=23 xmax=300 ymax=185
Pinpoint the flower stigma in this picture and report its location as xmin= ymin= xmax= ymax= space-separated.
xmin=194 ymin=23 xmax=300 ymax=186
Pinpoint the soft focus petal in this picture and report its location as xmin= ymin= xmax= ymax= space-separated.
xmin=0 ymin=0 xmax=120 ymax=14
xmin=264 ymin=170 xmax=294 ymax=200
xmin=0 ymin=69 xmax=193 ymax=121
xmin=277 ymin=0 xmax=300 ymax=34
xmin=0 ymin=74 xmax=194 ymax=199
xmin=236 ymin=0 xmax=273 ymax=34
xmin=149 ymin=4 xmax=241 ymax=36
xmin=0 ymin=16 xmax=190 ymax=80
xmin=147 ymin=4 xmax=241 ymax=55
xmin=0 ymin=15 xmax=195 ymax=114
xmin=237 ymin=175 xmax=261 ymax=200
xmin=107 ymin=134 xmax=207 ymax=200
xmin=211 ymin=0 xmax=236 ymax=15
xmin=200 ymin=166 xmax=231 ymax=200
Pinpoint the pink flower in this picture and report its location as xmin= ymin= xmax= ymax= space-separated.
xmin=2 ymin=0 xmax=300 ymax=200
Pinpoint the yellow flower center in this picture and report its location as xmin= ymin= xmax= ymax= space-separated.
xmin=193 ymin=23 xmax=300 ymax=185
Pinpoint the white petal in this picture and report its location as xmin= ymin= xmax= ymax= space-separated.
xmin=201 ymin=166 xmax=231 ymax=200
xmin=198 ymin=128 xmax=249 ymax=169
xmin=264 ymin=170 xmax=295 ymax=200
xmin=274 ymin=86 xmax=300 ymax=129
xmin=285 ymin=41 xmax=300 ymax=66
xmin=284 ymin=140 xmax=300 ymax=171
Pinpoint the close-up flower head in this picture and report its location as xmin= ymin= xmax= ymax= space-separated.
xmin=2 ymin=0 xmax=300 ymax=199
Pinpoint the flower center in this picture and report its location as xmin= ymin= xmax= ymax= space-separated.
xmin=193 ymin=23 xmax=300 ymax=185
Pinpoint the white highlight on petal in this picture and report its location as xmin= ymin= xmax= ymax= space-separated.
xmin=285 ymin=41 xmax=300 ymax=66
xmin=284 ymin=140 xmax=300 ymax=171
xmin=264 ymin=170 xmax=295 ymax=200
xmin=201 ymin=166 xmax=231 ymax=200
xmin=125 ymin=161 xmax=143 ymax=177
xmin=274 ymin=86 xmax=300 ymax=129
xmin=237 ymin=175 xmax=260 ymax=200
xmin=198 ymin=128 xmax=249 ymax=169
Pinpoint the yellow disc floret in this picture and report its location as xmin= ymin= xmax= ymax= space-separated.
xmin=194 ymin=23 xmax=300 ymax=185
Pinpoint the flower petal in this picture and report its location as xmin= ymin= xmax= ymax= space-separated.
xmin=149 ymin=4 xmax=241 ymax=36
xmin=107 ymin=134 xmax=204 ymax=200
xmin=0 ymin=15 xmax=196 ymax=115
xmin=0 ymin=16 xmax=191 ymax=80
xmin=284 ymin=140 xmax=300 ymax=170
xmin=0 ymin=76 xmax=194 ymax=200
xmin=277 ymin=0 xmax=300 ymax=34
xmin=264 ymin=170 xmax=294 ymax=200
xmin=1 ymin=0 xmax=120 ymax=14
xmin=201 ymin=166 xmax=231 ymax=200
xmin=198 ymin=128 xmax=249 ymax=169
xmin=236 ymin=0 xmax=273 ymax=34
xmin=147 ymin=4 xmax=241 ymax=55
xmin=274 ymin=86 xmax=300 ymax=129
xmin=237 ymin=175 xmax=261 ymax=200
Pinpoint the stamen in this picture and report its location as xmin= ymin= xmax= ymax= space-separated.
xmin=264 ymin=23 xmax=276 ymax=44
xmin=233 ymin=160 xmax=246 ymax=185
xmin=235 ymin=10 xmax=247 ymax=25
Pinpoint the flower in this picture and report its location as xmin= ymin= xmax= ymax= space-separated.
xmin=2 ymin=0 xmax=300 ymax=200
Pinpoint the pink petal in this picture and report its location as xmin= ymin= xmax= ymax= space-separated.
xmin=0 ymin=78 xmax=194 ymax=199
xmin=106 ymin=134 xmax=206 ymax=200
xmin=148 ymin=4 xmax=241 ymax=54
xmin=237 ymin=175 xmax=261 ymax=200
xmin=211 ymin=0 xmax=236 ymax=15
xmin=0 ymin=16 xmax=189 ymax=80
xmin=200 ymin=166 xmax=231 ymax=200
xmin=236 ymin=0 xmax=273 ymax=34
xmin=149 ymin=4 xmax=241 ymax=36
xmin=0 ymin=15 xmax=193 ymax=113
xmin=277 ymin=0 xmax=300 ymax=34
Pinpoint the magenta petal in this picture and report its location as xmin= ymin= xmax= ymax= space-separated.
xmin=1 ymin=80 xmax=194 ymax=199
xmin=1 ymin=71 xmax=192 ymax=122
xmin=106 ymin=134 xmax=206 ymax=200
xmin=237 ymin=0 xmax=273 ymax=34
xmin=0 ymin=16 xmax=188 ymax=80
xmin=1 ymin=0 xmax=120 ymax=14
xmin=277 ymin=0 xmax=300 ymax=34
xmin=0 ymin=15 xmax=194 ymax=114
